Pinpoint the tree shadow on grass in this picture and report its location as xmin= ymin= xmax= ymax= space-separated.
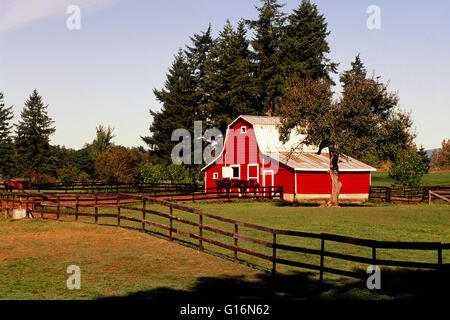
xmin=98 ymin=268 xmax=450 ymax=301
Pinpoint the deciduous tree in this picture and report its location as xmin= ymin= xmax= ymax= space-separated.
xmin=279 ymin=58 xmax=413 ymax=206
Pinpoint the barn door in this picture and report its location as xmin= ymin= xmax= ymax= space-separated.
xmin=248 ymin=164 xmax=259 ymax=193
xmin=263 ymin=170 xmax=274 ymax=197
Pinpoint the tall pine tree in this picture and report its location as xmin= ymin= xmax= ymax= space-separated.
xmin=283 ymin=0 xmax=337 ymax=80
xmin=15 ymin=89 xmax=55 ymax=179
xmin=204 ymin=20 xmax=260 ymax=133
xmin=142 ymin=50 xmax=199 ymax=163
xmin=0 ymin=92 xmax=15 ymax=179
xmin=185 ymin=25 xmax=214 ymax=121
xmin=340 ymin=53 xmax=367 ymax=88
xmin=246 ymin=0 xmax=287 ymax=114
xmin=144 ymin=26 xmax=213 ymax=164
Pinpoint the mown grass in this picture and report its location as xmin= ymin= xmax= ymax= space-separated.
xmin=371 ymin=171 xmax=450 ymax=187
xmin=1 ymin=200 xmax=449 ymax=300
xmin=0 ymin=218 xmax=261 ymax=300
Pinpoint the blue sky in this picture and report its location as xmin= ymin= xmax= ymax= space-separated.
xmin=0 ymin=0 xmax=449 ymax=150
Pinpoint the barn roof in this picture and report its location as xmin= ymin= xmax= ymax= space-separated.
xmin=202 ymin=115 xmax=376 ymax=172
xmin=273 ymin=152 xmax=376 ymax=172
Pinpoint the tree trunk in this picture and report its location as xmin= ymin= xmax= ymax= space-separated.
xmin=327 ymin=151 xmax=342 ymax=207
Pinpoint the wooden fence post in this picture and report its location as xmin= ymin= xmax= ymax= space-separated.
xmin=428 ymin=191 xmax=432 ymax=205
xmin=372 ymin=245 xmax=377 ymax=293
xmin=142 ymin=200 xmax=146 ymax=232
xmin=94 ymin=196 xmax=98 ymax=224
xmin=199 ymin=215 xmax=203 ymax=252
xmin=272 ymin=233 xmax=277 ymax=276
xmin=169 ymin=207 xmax=173 ymax=241
xmin=25 ymin=195 xmax=29 ymax=218
xmin=320 ymin=235 xmax=325 ymax=284
xmin=372 ymin=246 xmax=377 ymax=266
xmin=234 ymin=224 xmax=238 ymax=263
xmin=41 ymin=198 xmax=44 ymax=219
xmin=117 ymin=197 xmax=121 ymax=227
xmin=75 ymin=195 xmax=79 ymax=222
xmin=57 ymin=196 xmax=60 ymax=221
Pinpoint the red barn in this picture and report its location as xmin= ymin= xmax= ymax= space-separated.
xmin=202 ymin=115 xmax=376 ymax=202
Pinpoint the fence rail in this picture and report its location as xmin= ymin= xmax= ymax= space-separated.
xmin=0 ymin=181 xmax=205 ymax=195
xmin=1 ymin=191 xmax=448 ymax=282
xmin=369 ymin=185 xmax=450 ymax=203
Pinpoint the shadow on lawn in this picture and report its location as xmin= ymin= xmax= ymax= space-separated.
xmin=274 ymin=202 xmax=377 ymax=208
xmin=99 ymin=268 xmax=450 ymax=300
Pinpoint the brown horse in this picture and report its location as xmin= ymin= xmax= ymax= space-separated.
xmin=215 ymin=179 xmax=260 ymax=197
xmin=3 ymin=180 xmax=33 ymax=192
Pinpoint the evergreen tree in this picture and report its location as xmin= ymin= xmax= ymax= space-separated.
xmin=204 ymin=20 xmax=260 ymax=133
xmin=417 ymin=146 xmax=430 ymax=173
xmin=142 ymin=50 xmax=199 ymax=163
xmin=185 ymin=25 xmax=214 ymax=121
xmin=339 ymin=55 xmax=414 ymax=163
xmin=15 ymin=89 xmax=55 ymax=179
xmin=340 ymin=53 xmax=367 ymax=88
xmin=246 ymin=0 xmax=287 ymax=114
xmin=283 ymin=0 xmax=337 ymax=80
xmin=0 ymin=92 xmax=15 ymax=178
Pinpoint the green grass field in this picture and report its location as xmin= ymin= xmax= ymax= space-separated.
xmin=371 ymin=171 xmax=450 ymax=187
xmin=1 ymin=199 xmax=449 ymax=300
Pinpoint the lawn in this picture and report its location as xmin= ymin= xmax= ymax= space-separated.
xmin=371 ymin=171 xmax=450 ymax=187
xmin=1 ymin=200 xmax=448 ymax=300
xmin=0 ymin=218 xmax=260 ymax=300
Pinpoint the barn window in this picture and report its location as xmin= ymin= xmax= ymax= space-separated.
xmin=231 ymin=165 xmax=240 ymax=179
xmin=241 ymin=126 xmax=247 ymax=133
xmin=213 ymin=172 xmax=219 ymax=180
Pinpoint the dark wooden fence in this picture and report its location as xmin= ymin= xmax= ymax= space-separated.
xmin=1 ymin=192 xmax=448 ymax=282
xmin=1 ymin=182 xmax=284 ymax=202
xmin=31 ymin=182 xmax=205 ymax=195
xmin=369 ymin=185 xmax=450 ymax=203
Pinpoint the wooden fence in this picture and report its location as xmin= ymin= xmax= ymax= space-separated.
xmin=369 ymin=185 xmax=450 ymax=203
xmin=31 ymin=182 xmax=205 ymax=195
xmin=0 ymin=182 xmax=284 ymax=202
xmin=429 ymin=190 xmax=450 ymax=205
xmin=1 ymin=192 xmax=448 ymax=282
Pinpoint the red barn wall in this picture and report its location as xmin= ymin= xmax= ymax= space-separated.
xmin=296 ymin=172 xmax=370 ymax=194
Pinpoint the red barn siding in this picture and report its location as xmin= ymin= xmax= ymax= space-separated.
xmin=296 ymin=172 xmax=370 ymax=194
xmin=340 ymin=173 xmax=370 ymax=194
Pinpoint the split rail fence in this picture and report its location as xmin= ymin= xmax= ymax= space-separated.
xmin=369 ymin=185 xmax=450 ymax=203
xmin=1 ymin=192 xmax=448 ymax=282
xmin=0 ymin=182 xmax=284 ymax=202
